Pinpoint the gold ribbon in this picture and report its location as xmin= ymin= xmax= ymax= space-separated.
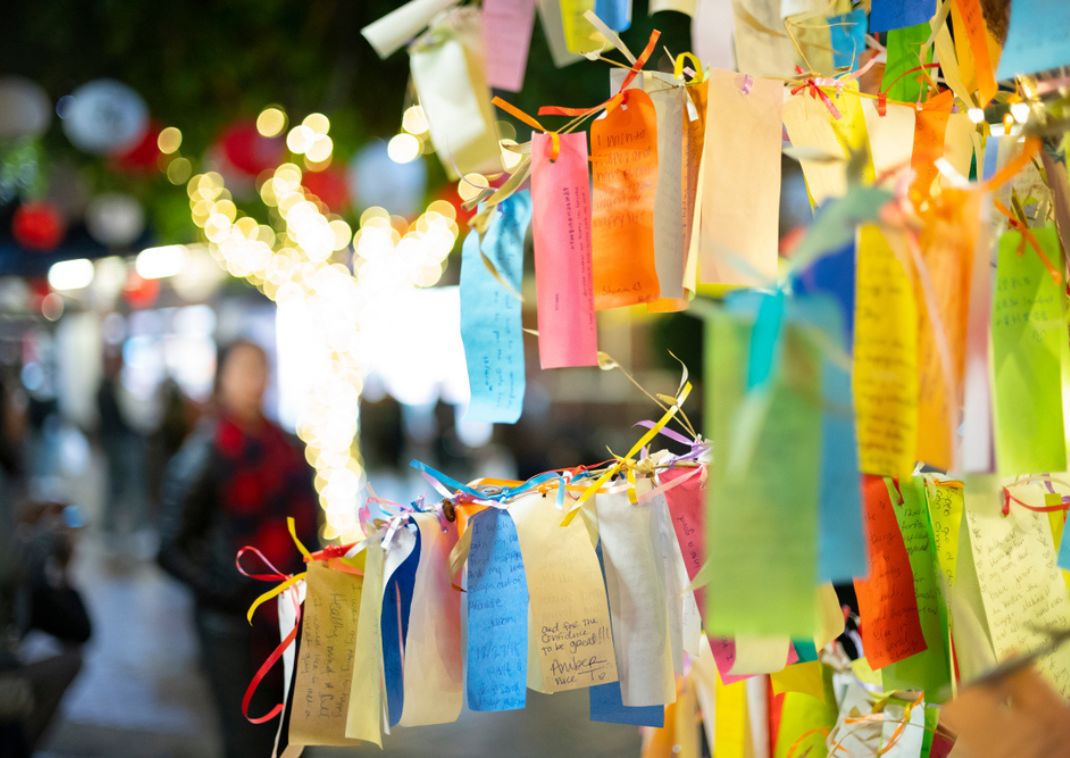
xmin=561 ymin=381 xmax=693 ymax=526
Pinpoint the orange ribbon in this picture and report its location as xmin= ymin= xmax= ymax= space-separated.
xmin=993 ymin=196 xmax=1061 ymax=284
xmin=491 ymin=96 xmax=560 ymax=160
xmin=536 ymin=30 xmax=661 ymax=119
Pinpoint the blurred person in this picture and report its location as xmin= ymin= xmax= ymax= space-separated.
xmin=157 ymin=340 xmax=318 ymax=758
xmin=95 ymin=349 xmax=147 ymax=541
xmin=146 ymin=376 xmax=198 ymax=520
xmin=0 ymin=378 xmax=91 ymax=757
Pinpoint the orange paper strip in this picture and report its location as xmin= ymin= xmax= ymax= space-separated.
xmin=590 ymin=88 xmax=661 ymax=310
xmin=853 ymin=476 xmax=927 ymax=669
xmin=910 ymin=90 xmax=954 ymax=206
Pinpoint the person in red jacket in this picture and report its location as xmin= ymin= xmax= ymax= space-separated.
xmin=158 ymin=339 xmax=319 ymax=758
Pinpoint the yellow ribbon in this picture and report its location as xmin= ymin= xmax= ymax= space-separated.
xmin=674 ymin=52 xmax=706 ymax=83
xmin=561 ymin=381 xmax=693 ymax=526
xmin=244 ymin=516 xmax=313 ymax=624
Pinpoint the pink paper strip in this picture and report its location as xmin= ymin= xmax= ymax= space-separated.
xmin=530 ymin=131 xmax=598 ymax=369
xmin=662 ymin=466 xmax=706 ymax=616
xmin=483 ymin=0 xmax=536 ymax=92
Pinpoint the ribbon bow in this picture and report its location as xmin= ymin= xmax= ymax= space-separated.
xmin=790 ymin=66 xmax=842 ymax=120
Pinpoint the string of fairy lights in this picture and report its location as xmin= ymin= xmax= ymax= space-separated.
xmin=182 ymin=107 xmax=460 ymax=541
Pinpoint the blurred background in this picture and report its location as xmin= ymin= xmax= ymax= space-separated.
xmin=0 ymin=2 xmax=808 ymax=756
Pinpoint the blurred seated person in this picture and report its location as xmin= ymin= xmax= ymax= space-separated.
xmin=0 ymin=376 xmax=91 ymax=757
xmin=158 ymin=340 xmax=318 ymax=758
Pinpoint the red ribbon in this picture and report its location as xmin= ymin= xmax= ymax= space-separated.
xmin=235 ymin=544 xmax=304 ymax=724
xmin=1002 ymin=487 xmax=1070 ymax=516
xmin=241 ymin=591 xmax=301 ymax=724
xmin=875 ymin=62 xmax=942 ymax=115
xmin=790 ymin=66 xmax=842 ymax=119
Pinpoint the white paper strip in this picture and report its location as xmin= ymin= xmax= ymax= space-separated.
xmin=399 ymin=514 xmax=464 ymax=726
xmin=410 ymin=9 xmax=504 ymax=178
xmin=362 ymin=0 xmax=462 ymax=58
xmin=596 ymin=483 xmax=676 ymax=707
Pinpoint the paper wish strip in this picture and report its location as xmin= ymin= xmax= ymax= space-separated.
xmin=853 ymin=476 xmax=927 ymax=669
xmin=590 ymin=87 xmax=660 ymax=310
xmin=853 ymin=225 xmax=919 ymax=480
xmin=530 ymin=131 xmax=598 ymax=369
xmin=698 ymin=70 xmax=782 ymax=287
xmin=289 ymin=561 xmax=362 ymax=748
xmin=996 ymin=0 xmax=1070 ymax=79
xmin=482 ymin=0 xmax=536 ymax=92
xmin=460 ymin=190 xmax=531 ymax=424
xmin=380 ymin=525 xmax=419 ymax=728
xmin=510 ymin=492 xmax=619 ymax=693
xmin=964 ymin=476 xmax=1070 ymax=696
xmin=409 ymin=9 xmax=504 ymax=178
xmin=345 ymin=541 xmax=386 ymax=745
xmin=704 ymin=294 xmax=821 ymax=639
xmin=465 ymin=507 xmax=530 ymax=711
xmin=595 ymin=483 xmax=677 ymax=707
xmin=881 ymin=476 xmax=952 ymax=698
xmin=991 ymin=225 xmax=1067 ymax=475
xmin=399 ymin=513 xmax=463 ymax=726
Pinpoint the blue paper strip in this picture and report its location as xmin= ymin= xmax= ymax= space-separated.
xmin=460 ymin=190 xmax=532 ymax=424
xmin=382 ymin=523 xmax=421 ymax=726
xmin=793 ymin=296 xmax=868 ymax=583
xmin=869 ymin=0 xmax=934 ymax=33
xmin=589 ymin=682 xmax=664 ymax=727
xmin=794 ymin=239 xmax=856 ymax=353
xmin=595 ymin=0 xmax=631 ymax=31
xmin=996 ymin=0 xmax=1070 ymax=79
xmin=829 ymin=9 xmax=868 ymax=71
xmin=792 ymin=639 xmax=820 ymax=662
xmin=746 ymin=289 xmax=786 ymax=391
xmin=466 ymin=508 xmax=529 ymax=712
xmin=1059 ymin=520 xmax=1070 ymax=571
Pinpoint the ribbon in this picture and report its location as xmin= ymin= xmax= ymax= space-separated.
xmin=561 ymin=381 xmax=693 ymax=525
xmin=536 ymin=30 xmax=660 ymax=119
xmin=237 ymin=517 xmax=361 ymax=724
xmin=491 ymin=97 xmax=560 ymax=160
xmin=1002 ymin=486 xmax=1070 ymax=516
xmin=673 ymin=52 xmax=705 ymax=84
xmin=875 ymin=63 xmax=941 ymax=115
xmin=790 ymin=66 xmax=843 ymax=120
xmin=241 ymin=585 xmax=302 ymax=725
xmin=993 ymin=196 xmax=1062 ymax=284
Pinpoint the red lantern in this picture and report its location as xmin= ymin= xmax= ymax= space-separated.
xmin=111 ymin=121 xmax=161 ymax=172
xmin=221 ymin=121 xmax=284 ymax=176
xmin=302 ymin=167 xmax=350 ymax=213
xmin=123 ymin=271 xmax=159 ymax=309
xmin=13 ymin=202 xmax=65 ymax=251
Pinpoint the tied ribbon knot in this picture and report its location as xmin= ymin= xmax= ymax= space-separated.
xmin=561 ymin=380 xmax=693 ymax=525
xmin=790 ymin=66 xmax=842 ymax=120
xmin=536 ymin=29 xmax=661 ymax=119
xmin=993 ymin=196 xmax=1062 ymax=285
xmin=236 ymin=517 xmax=363 ymax=724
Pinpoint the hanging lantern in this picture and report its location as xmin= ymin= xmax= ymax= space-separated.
xmin=62 ymin=79 xmax=148 ymax=155
xmin=85 ymin=193 xmax=145 ymax=248
xmin=13 ymin=202 xmax=65 ymax=251
xmin=0 ymin=77 xmax=52 ymax=140
xmin=220 ymin=121 xmax=285 ymax=176
xmin=302 ymin=166 xmax=350 ymax=213
xmin=112 ymin=121 xmax=162 ymax=173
